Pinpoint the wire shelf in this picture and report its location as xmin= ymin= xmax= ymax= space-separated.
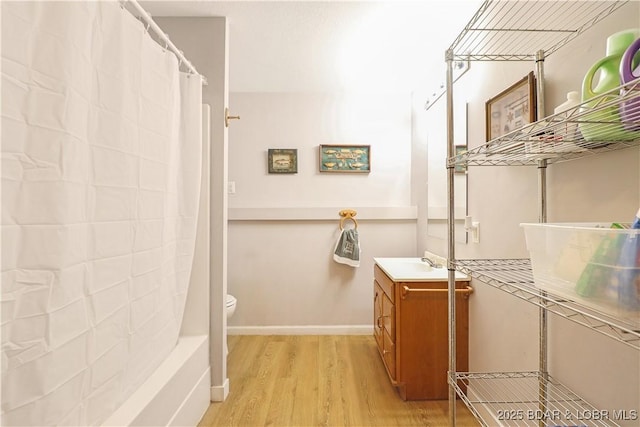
xmin=448 ymin=80 xmax=640 ymax=167
xmin=454 ymin=259 xmax=640 ymax=350
xmin=448 ymin=0 xmax=628 ymax=61
xmin=452 ymin=371 xmax=624 ymax=427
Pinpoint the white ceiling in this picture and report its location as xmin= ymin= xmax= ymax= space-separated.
xmin=138 ymin=1 xmax=482 ymax=92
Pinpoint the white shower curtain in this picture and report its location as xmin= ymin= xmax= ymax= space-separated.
xmin=1 ymin=1 xmax=202 ymax=425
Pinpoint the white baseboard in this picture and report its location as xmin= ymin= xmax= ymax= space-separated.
xmin=210 ymin=378 xmax=229 ymax=402
xmin=228 ymin=325 xmax=373 ymax=335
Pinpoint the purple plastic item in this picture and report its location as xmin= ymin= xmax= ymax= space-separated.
xmin=620 ymin=38 xmax=640 ymax=131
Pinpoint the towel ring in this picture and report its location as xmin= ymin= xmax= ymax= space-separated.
xmin=339 ymin=209 xmax=358 ymax=230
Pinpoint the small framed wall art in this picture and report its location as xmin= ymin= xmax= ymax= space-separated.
xmin=319 ymin=144 xmax=370 ymax=173
xmin=485 ymin=71 xmax=536 ymax=141
xmin=454 ymin=145 xmax=467 ymax=174
xmin=268 ymin=149 xmax=297 ymax=174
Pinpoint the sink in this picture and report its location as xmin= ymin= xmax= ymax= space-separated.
xmin=374 ymin=257 xmax=469 ymax=282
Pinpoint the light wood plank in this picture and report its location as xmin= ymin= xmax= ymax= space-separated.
xmin=198 ymin=335 xmax=479 ymax=427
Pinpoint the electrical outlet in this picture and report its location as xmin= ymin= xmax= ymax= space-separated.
xmin=465 ymin=216 xmax=480 ymax=244
xmin=228 ymin=181 xmax=236 ymax=194
xmin=471 ymin=222 xmax=480 ymax=243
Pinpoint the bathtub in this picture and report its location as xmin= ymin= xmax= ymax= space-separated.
xmin=101 ymin=335 xmax=210 ymax=427
xmin=103 ymin=107 xmax=214 ymax=427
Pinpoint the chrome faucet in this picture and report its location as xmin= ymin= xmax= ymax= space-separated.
xmin=421 ymin=257 xmax=442 ymax=268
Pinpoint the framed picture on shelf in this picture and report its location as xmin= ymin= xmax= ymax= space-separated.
xmin=319 ymin=144 xmax=370 ymax=173
xmin=485 ymin=71 xmax=536 ymax=141
xmin=268 ymin=149 xmax=297 ymax=174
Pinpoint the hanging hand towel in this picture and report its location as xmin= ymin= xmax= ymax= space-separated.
xmin=333 ymin=228 xmax=361 ymax=267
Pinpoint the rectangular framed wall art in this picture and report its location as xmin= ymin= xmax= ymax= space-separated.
xmin=319 ymin=144 xmax=370 ymax=173
xmin=485 ymin=71 xmax=536 ymax=141
xmin=454 ymin=145 xmax=467 ymax=174
xmin=268 ymin=149 xmax=297 ymax=174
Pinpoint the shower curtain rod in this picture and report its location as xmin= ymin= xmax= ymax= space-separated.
xmin=124 ymin=0 xmax=208 ymax=86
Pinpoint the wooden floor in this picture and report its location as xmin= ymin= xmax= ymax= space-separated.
xmin=197 ymin=335 xmax=479 ymax=427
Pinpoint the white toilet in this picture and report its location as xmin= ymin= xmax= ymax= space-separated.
xmin=226 ymin=294 xmax=237 ymax=319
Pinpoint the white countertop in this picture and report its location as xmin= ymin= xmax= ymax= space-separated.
xmin=374 ymin=257 xmax=470 ymax=282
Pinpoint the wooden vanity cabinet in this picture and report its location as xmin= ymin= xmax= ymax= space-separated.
xmin=373 ymin=264 xmax=471 ymax=400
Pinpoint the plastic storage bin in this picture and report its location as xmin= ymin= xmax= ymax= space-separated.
xmin=521 ymin=222 xmax=640 ymax=327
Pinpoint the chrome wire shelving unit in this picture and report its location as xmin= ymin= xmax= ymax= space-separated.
xmin=443 ymin=1 xmax=638 ymax=426
xmin=448 ymin=0 xmax=628 ymax=62
xmin=449 ymin=80 xmax=640 ymax=167
xmin=453 ymin=372 xmax=623 ymax=427
xmin=454 ymin=259 xmax=640 ymax=350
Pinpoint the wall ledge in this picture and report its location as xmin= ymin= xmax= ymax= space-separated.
xmin=228 ymin=206 xmax=418 ymax=221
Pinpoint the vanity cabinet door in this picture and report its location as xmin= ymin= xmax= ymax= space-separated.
xmin=382 ymin=328 xmax=396 ymax=380
xmin=381 ymin=292 xmax=395 ymax=339
xmin=373 ymin=269 xmax=398 ymax=383
xmin=398 ymin=281 xmax=469 ymax=400
xmin=373 ymin=281 xmax=384 ymax=351
xmin=374 ymin=265 xmax=395 ymax=303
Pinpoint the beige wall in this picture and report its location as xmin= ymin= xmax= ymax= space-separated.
xmin=226 ymin=91 xmax=418 ymax=331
